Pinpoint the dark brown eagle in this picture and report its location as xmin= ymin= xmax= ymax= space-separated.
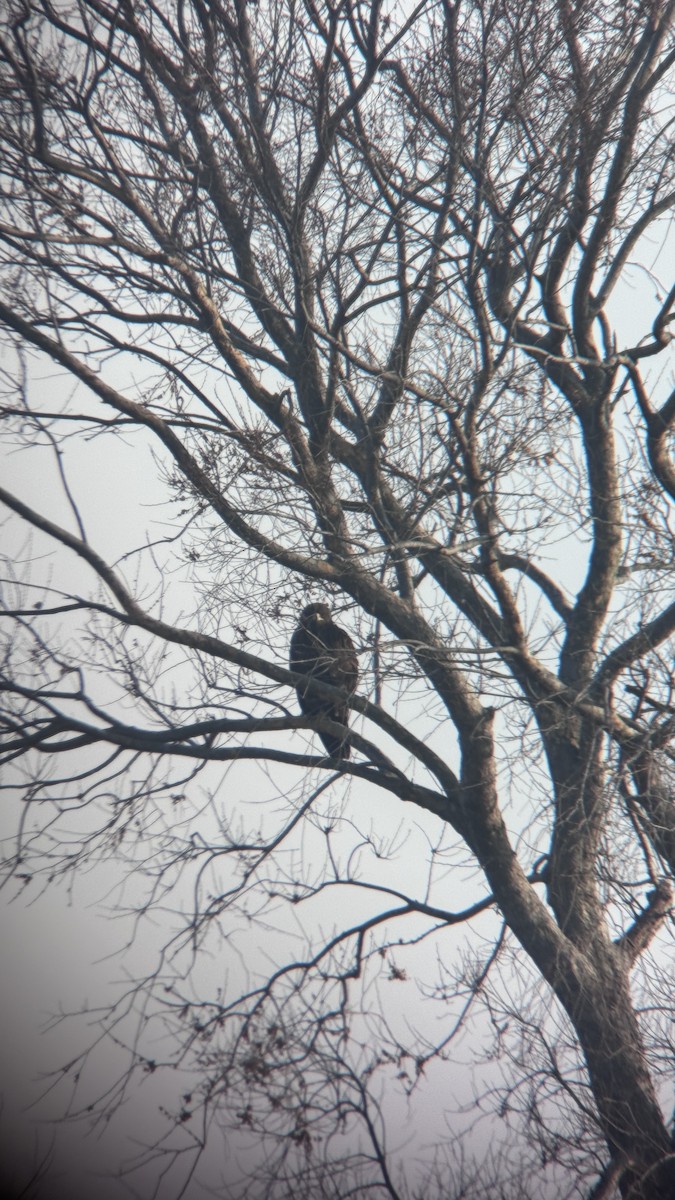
xmin=289 ymin=603 xmax=359 ymax=759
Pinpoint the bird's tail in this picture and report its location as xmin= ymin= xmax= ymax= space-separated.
xmin=320 ymin=732 xmax=351 ymax=759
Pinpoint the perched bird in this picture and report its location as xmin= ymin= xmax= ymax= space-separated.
xmin=289 ymin=603 xmax=358 ymax=758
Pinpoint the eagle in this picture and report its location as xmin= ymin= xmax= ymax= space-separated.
xmin=289 ymin=603 xmax=359 ymax=759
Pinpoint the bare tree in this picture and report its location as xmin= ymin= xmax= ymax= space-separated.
xmin=1 ymin=0 xmax=675 ymax=1197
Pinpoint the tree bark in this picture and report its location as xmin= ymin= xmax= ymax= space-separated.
xmin=562 ymin=959 xmax=674 ymax=1200
xmin=462 ymin=715 xmax=673 ymax=1198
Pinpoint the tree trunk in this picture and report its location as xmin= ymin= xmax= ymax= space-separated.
xmin=559 ymin=949 xmax=674 ymax=1200
xmin=463 ymin=721 xmax=674 ymax=1199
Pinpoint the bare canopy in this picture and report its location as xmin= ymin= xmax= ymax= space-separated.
xmin=0 ymin=1 xmax=675 ymax=1198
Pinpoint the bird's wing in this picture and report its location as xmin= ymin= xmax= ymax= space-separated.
xmin=323 ymin=624 xmax=358 ymax=692
xmin=290 ymin=626 xmax=313 ymax=673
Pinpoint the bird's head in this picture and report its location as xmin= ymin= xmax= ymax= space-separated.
xmin=300 ymin=602 xmax=331 ymax=625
